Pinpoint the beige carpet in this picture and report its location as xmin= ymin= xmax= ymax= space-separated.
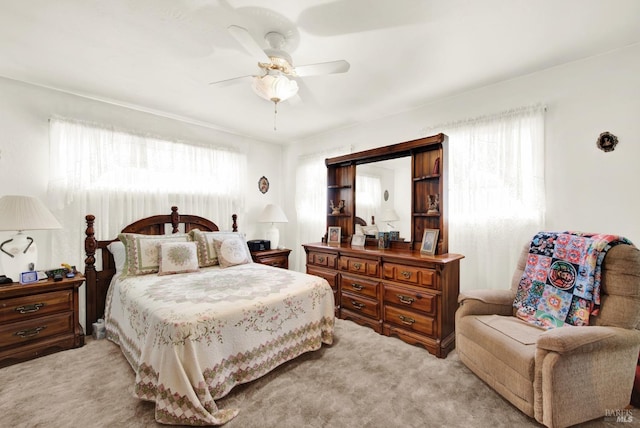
xmin=0 ymin=319 xmax=634 ymax=428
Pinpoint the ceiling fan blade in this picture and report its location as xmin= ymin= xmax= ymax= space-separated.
xmin=227 ymin=24 xmax=270 ymax=63
xmin=295 ymin=60 xmax=350 ymax=77
xmin=209 ymin=74 xmax=253 ymax=87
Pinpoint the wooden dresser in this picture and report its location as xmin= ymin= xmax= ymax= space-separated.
xmin=303 ymin=243 xmax=462 ymax=358
xmin=0 ymin=275 xmax=85 ymax=368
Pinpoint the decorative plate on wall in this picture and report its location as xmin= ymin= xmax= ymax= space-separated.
xmin=258 ymin=176 xmax=269 ymax=194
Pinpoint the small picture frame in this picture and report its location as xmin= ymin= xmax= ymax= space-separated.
xmin=420 ymin=229 xmax=439 ymax=256
xmin=20 ymin=271 xmax=39 ymax=284
xmin=328 ymin=226 xmax=341 ymax=245
xmin=351 ymin=234 xmax=365 ymax=247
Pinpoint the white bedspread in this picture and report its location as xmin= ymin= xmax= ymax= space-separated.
xmin=104 ymin=263 xmax=334 ymax=425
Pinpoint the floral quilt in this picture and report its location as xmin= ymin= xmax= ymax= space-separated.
xmin=104 ymin=263 xmax=335 ymax=425
xmin=513 ymin=231 xmax=632 ymax=329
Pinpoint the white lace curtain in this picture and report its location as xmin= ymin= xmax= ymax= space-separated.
xmin=294 ymin=147 xmax=350 ymax=271
xmin=47 ymin=117 xmax=246 ymax=271
xmin=441 ymin=105 xmax=546 ymax=290
xmin=355 ymin=174 xmax=382 ymax=226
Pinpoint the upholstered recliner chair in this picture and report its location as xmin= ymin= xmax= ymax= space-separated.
xmin=456 ymin=242 xmax=640 ymax=428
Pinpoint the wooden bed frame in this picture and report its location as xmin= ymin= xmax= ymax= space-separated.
xmin=84 ymin=206 xmax=238 ymax=334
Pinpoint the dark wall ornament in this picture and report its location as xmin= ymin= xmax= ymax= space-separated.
xmin=258 ymin=176 xmax=269 ymax=194
xmin=596 ymin=131 xmax=618 ymax=153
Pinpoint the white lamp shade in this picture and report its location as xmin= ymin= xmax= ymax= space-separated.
xmin=0 ymin=195 xmax=62 ymax=231
xmin=380 ymin=208 xmax=399 ymax=222
xmin=258 ymin=204 xmax=289 ymax=224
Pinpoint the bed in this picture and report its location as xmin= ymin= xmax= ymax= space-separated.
xmin=84 ymin=207 xmax=335 ymax=425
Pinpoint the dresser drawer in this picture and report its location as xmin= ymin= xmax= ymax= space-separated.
xmin=0 ymin=312 xmax=73 ymax=348
xmin=339 ymin=256 xmax=379 ymax=276
xmin=0 ymin=290 xmax=73 ymax=324
xmin=383 ymin=263 xmax=437 ymax=289
xmin=341 ymin=273 xmax=379 ymax=299
xmin=383 ymin=283 xmax=436 ymax=315
xmin=307 ymin=251 xmax=338 ymax=269
xmin=384 ymin=305 xmax=435 ymax=337
xmin=307 ymin=266 xmax=338 ymax=289
xmin=341 ymin=293 xmax=379 ymax=319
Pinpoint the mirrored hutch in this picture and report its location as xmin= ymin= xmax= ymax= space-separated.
xmin=303 ymin=133 xmax=464 ymax=358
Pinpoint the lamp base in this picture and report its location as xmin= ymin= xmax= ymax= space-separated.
xmin=0 ymin=232 xmax=38 ymax=281
xmin=265 ymin=224 xmax=280 ymax=250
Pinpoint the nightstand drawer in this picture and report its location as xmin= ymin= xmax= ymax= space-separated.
xmin=0 ymin=312 xmax=73 ymax=348
xmin=257 ymin=255 xmax=288 ymax=268
xmin=0 ymin=290 xmax=73 ymax=324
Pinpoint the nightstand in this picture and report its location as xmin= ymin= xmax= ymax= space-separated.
xmin=0 ymin=274 xmax=85 ymax=368
xmin=251 ymin=248 xmax=291 ymax=269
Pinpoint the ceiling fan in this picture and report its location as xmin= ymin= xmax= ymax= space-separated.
xmin=210 ymin=25 xmax=350 ymax=106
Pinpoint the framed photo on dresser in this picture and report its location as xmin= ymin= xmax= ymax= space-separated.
xmin=328 ymin=226 xmax=341 ymax=245
xmin=351 ymin=234 xmax=365 ymax=247
xmin=420 ymin=229 xmax=439 ymax=256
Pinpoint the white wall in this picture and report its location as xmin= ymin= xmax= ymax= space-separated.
xmin=285 ymin=43 xmax=640 ymax=278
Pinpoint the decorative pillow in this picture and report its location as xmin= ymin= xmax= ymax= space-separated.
xmin=118 ymin=233 xmax=190 ymax=276
xmin=158 ymin=242 xmax=199 ymax=276
xmin=189 ymin=230 xmax=252 ymax=268
xmin=107 ymin=241 xmax=126 ymax=274
xmin=355 ymin=224 xmax=365 ymax=235
xmin=189 ymin=229 xmax=220 ymax=267
xmin=212 ymin=235 xmax=252 ymax=268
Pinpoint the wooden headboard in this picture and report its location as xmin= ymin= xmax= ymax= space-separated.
xmin=84 ymin=206 xmax=238 ymax=334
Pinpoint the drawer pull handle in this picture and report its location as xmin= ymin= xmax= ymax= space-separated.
xmin=351 ymin=300 xmax=365 ymax=310
xmin=14 ymin=326 xmax=47 ymax=338
xmin=351 ymin=283 xmax=364 ymax=291
xmin=353 ymin=263 xmax=362 ymax=270
xmin=399 ymin=315 xmax=416 ymax=325
xmin=318 ymin=256 xmax=325 ymax=263
xmin=401 ymin=271 xmax=412 ymax=279
xmin=397 ymin=295 xmax=415 ymax=305
xmin=15 ymin=303 xmax=45 ymax=314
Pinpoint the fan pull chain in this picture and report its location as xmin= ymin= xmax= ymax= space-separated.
xmin=273 ymin=101 xmax=278 ymax=131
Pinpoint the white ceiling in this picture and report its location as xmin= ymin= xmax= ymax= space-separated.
xmin=1 ymin=0 xmax=639 ymax=144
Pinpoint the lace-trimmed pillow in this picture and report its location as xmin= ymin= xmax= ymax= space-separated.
xmin=158 ymin=242 xmax=199 ymax=275
xmin=189 ymin=229 xmax=220 ymax=267
xmin=212 ymin=235 xmax=253 ymax=268
xmin=189 ymin=230 xmax=252 ymax=267
xmin=119 ymin=233 xmax=190 ymax=276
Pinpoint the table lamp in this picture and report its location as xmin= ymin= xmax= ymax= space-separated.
xmin=380 ymin=208 xmax=400 ymax=231
xmin=0 ymin=195 xmax=62 ymax=281
xmin=258 ymin=204 xmax=288 ymax=249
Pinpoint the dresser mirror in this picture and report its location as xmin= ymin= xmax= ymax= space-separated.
xmin=355 ymin=157 xmax=411 ymax=240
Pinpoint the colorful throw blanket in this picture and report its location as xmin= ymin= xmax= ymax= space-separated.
xmin=513 ymin=231 xmax=633 ymax=329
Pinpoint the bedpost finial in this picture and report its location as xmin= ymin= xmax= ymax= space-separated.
xmin=232 ymin=214 xmax=238 ymax=232
xmin=171 ymin=206 xmax=180 ymax=233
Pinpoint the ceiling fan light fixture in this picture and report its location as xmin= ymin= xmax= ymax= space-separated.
xmin=251 ymin=74 xmax=299 ymax=103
